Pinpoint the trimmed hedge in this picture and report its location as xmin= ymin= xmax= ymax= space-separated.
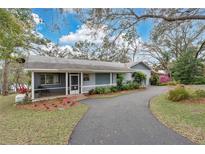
xmin=88 ymin=82 xmax=140 ymax=95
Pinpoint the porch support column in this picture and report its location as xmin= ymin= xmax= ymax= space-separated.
xmin=31 ymin=72 xmax=35 ymax=100
xmin=110 ymin=72 xmax=112 ymax=85
xmin=66 ymin=72 xmax=68 ymax=95
xmin=81 ymin=72 xmax=83 ymax=94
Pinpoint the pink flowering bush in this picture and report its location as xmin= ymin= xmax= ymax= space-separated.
xmin=159 ymin=75 xmax=171 ymax=83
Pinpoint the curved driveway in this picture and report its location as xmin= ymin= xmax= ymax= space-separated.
xmin=69 ymin=86 xmax=192 ymax=145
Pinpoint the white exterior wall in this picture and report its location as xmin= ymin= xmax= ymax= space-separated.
xmin=124 ymin=73 xmax=132 ymax=83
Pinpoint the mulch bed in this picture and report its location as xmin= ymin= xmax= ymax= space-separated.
xmin=16 ymin=97 xmax=79 ymax=111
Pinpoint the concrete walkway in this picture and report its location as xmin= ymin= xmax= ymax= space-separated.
xmin=69 ymin=86 xmax=193 ymax=145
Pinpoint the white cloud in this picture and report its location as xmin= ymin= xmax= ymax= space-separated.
xmin=59 ymin=24 xmax=107 ymax=45
xmin=32 ymin=13 xmax=43 ymax=25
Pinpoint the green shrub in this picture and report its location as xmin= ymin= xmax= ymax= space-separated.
xmin=168 ymin=86 xmax=189 ymax=101
xmin=94 ymin=87 xmax=106 ymax=94
xmin=127 ymin=83 xmax=135 ymax=90
xmin=104 ymin=87 xmax=111 ymax=94
xmin=193 ymin=76 xmax=205 ymax=85
xmin=121 ymin=82 xmax=140 ymax=90
xmin=121 ymin=84 xmax=130 ymax=90
xmin=128 ymin=82 xmax=139 ymax=90
xmin=150 ymin=74 xmax=159 ymax=85
xmin=110 ymin=86 xmax=118 ymax=92
xmin=134 ymin=83 xmax=140 ymax=89
xmin=88 ymin=89 xmax=95 ymax=95
xmin=117 ymin=73 xmax=124 ymax=89
xmin=171 ymin=51 xmax=204 ymax=84
xmin=194 ymin=89 xmax=205 ymax=98
xmin=132 ymin=71 xmax=146 ymax=85
xmin=88 ymin=81 xmax=140 ymax=95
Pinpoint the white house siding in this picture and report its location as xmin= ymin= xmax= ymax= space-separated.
xmin=123 ymin=73 xmax=132 ymax=83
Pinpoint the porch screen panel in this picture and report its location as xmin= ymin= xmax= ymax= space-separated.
xmin=34 ymin=73 xmax=66 ymax=98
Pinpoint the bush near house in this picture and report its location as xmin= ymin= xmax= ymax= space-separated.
xmin=88 ymin=82 xmax=140 ymax=95
xmin=132 ymin=72 xmax=146 ymax=85
xmin=116 ymin=73 xmax=124 ymax=90
xmin=150 ymin=74 xmax=160 ymax=85
xmin=110 ymin=86 xmax=118 ymax=92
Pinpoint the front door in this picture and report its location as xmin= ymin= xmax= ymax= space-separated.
xmin=70 ymin=74 xmax=79 ymax=94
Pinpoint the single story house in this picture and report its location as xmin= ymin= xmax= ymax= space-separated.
xmin=24 ymin=55 xmax=152 ymax=100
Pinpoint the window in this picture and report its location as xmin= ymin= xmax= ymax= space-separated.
xmin=83 ymin=74 xmax=90 ymax=81
xmin=40 ymin=74 xmax=60 ymax=85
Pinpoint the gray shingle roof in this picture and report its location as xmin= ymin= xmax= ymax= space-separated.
xmin=126 ymin=61 xmax=152 ymax=70
xmin=24 ymin=55 xmax=136 ymax=73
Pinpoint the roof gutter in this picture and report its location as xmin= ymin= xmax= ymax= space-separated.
xmin=24 ymin=68 xmax=136 ymax=73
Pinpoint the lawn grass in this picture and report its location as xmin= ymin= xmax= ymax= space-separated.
xmin=150 ymin=94 xmax=205 ymax=144
xmin=0 ymin=95 xmax=88 ymax=144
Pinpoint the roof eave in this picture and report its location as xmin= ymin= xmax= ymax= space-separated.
xmin=24 ymin=68 xmax=135 ymax=73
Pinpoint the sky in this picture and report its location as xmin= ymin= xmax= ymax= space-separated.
xmin=32 ymin=8 xmax=153 ymax=45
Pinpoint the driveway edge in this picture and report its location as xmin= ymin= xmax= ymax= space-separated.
xmin=67 ymin=105 xmax=91 ymax=144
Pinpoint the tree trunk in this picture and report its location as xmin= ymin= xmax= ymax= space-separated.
xmin=2 ymin=59 xmax=9 ymax=96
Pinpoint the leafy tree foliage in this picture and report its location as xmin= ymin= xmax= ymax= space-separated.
xmin=171 ymin=51 xmax=205 ymax=84
xmin=0 ymin=8 xmax=45 ymax=95
xmin=145 ymin=20 xmax=205 ymax=73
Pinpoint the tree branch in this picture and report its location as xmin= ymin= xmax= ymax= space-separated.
xmin=195 ymin=40 xmax=205 ymax=58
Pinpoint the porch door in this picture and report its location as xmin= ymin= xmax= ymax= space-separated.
xmin=70 ymin=74 xmax=79 ymax=94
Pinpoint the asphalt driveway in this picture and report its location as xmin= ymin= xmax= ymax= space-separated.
xmin=69 ymin=86 xmax=193 ymax=145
